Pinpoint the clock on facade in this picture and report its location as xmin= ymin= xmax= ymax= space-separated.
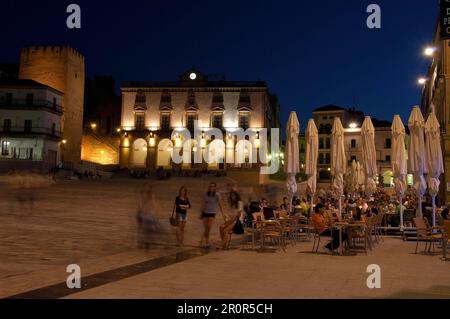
xmin=189 ymin=72 xmax=197 ymax=80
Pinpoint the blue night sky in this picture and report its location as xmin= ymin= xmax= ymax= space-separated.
xmin=0 ymin=0 xmax=438 ymax=129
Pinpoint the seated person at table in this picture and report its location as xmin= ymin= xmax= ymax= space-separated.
xmin=441 ymin=205 xmax=450 ymax=220
xmin=312 ymin=204 xmax=347 ymax=252
xmin=280 ymin=197 xmax=289 ymax=211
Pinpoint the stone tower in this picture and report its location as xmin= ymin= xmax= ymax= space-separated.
xmin=19 ymin=46 xmax=85 ymax=164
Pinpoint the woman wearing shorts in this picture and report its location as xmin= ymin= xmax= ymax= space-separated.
xmin=175 ymin=186 xmax=191 ymax=246
xmin=200 ymin=182 xmax=224 ymax=248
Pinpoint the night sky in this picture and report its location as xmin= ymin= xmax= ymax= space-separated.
xmin=0 ymin=0 xmax=438 ymax=128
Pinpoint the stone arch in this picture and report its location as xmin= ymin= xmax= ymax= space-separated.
xmin=132 ymin=138 xmax=147 ymax=167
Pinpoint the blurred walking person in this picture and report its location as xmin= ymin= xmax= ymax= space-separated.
xmin=199 ymin=182 xmax=224 ymax=248
xmin=137 ymin=183 xmax=160 ymax=247
xmin=175 ymin=186 xmax=191 ymax=246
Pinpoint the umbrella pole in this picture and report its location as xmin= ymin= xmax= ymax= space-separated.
xmin=432 ymin=194 xmax=436 ymax=227
xmin=419 ymin=194 xmax=423 ymax=217
xmin=399 ymin=195 xmax=404 ymax=231
xmin=339 ymin=196 xmax=342 ymax=218
xmin=310 ymin=195 xmax=314 ymax=218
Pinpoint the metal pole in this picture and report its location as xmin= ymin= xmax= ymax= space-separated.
xmin=419 ymin=194 xmax=423 ymax=217
xmin=432 ymin=194 xmax=437 ymax=227
xmin=400 ymin=195 xmax=404 ymax=231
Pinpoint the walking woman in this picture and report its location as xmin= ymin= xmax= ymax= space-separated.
xmin=200 ymin=182 xmax=224 ymax=248
xmin=218 ymin=188 xmax=244 ymax=250
xmin=175 ymin=186 xmax=191 ymax=246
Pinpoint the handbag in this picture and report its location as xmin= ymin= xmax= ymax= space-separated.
xmin=169 ymin=201 xmax=179 ymax=227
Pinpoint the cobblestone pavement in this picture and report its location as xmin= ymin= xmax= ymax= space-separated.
xmin=1 ymin=178 xmax=449 ymax=299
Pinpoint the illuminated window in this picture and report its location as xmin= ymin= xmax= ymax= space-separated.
xmin=238 ymin=112 xmax=249 ymax=130
xmin=160 ymin=113 xmax=171 ymax=131
xmin=211 ymin=113 xmax=223 ymax=129
xmin=186 ymin=113 xmax=197 ymax=132
xmin=135 ymin=112 xmax=145 ymax=131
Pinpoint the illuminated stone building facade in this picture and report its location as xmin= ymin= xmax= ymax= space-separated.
xmin=119 ymin=70 xmax=279 ymax=171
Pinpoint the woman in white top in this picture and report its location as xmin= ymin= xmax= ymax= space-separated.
xmin=218 ymin=189 xmax=244 ymax=250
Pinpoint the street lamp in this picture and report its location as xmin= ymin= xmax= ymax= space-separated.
xmin=424 ymin=47 xmax=436 ymax=57
xmin=254 ymin=131 xmax=261 ymax=149
xmin=418 ymin=77 xmax=427 ymax=85
xmin=149 ymin=132 xmax=156 ymax=147
xmin=200 ymin=131 xmax=206 ymax=148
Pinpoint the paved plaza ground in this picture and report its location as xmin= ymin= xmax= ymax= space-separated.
xmin=0 ymin=177 xmax=449 ymax=299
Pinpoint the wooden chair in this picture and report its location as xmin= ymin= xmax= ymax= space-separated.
xmin=311 ymin=218 xmax=330 ymax=253
xmin=348 ymin=223 xmax=369 ymax=255
xmin=261 ymin=221 xmax=286 ymax=252
xmin=413 ymin=217 xmax=443 ymax=254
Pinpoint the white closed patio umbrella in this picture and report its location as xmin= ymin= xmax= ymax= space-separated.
xmin=351 ymin=159 xmax=358 ymax=193
xmin=408 ymin=106 xmax=427 ymax=217
xmin=391 ymin=115 xmax=407 ymax=229
xmin=357 ymin=161 xmax=365 ymax=193
xmin=305 ymin=119 xmax=319 ymax=216
xmin=331 ymin=117 xmax=346 ymax=216
xmin=425 ymin=105 xmax=444 ymax=226
xmin=284 ymin=111 xmax=300 ymax=213
xmin=361 ymin=117 xmax=378 ymax=197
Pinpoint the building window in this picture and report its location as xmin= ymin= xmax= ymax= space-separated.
xmin=325 ymin=153 xmax=331 ymax=164
xmin=319 ymin=138 xmax=324 ymax=149
xmin=135 ymin=91 xmax=146 ymax=105
xmin=135 ymin=112 xmax=145 ymax=130
xmin=1 ymin=141 xmax=9 ymax=156
xmin=351 ymin=155 xmax=357 ymax=162
xmin=326 ymin=138 xmax=331 ymax=149
xmin=211 ymin=113 xmax=223 ymax=129
xmin=319 ymin=153 xmax=324 ymax=164
xmin=385 ymin=138 xmax=392 ymax=149
xmin=351 ymin=139 xmax=356 ymax=149
xmin=52 ymin=123 xmax=56 ymax=136
xmin=186 ymin=113 xmax=197 ymax=132
xmin=53 ymin=97 xmax=57 ymax=108
xmin=385 ymin=155 xmax=391 ymax=162
xmin=24 ymin=120 xmax=32 ymax=133
xmin=26 ymin=93 xmax=34 ymax=106
xmin=238 ymin=112 xmax=249 ymax=130
xmin=5 ymin=93 xmax=12 ymax=104
xmin=3 ymin=119 xmax=11 ymax=132
xmin=160 ymin=113 xmax=171 ymax=131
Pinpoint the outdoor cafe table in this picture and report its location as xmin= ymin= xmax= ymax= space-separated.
xmin=333 ymin=221 xmax=367 ymax=256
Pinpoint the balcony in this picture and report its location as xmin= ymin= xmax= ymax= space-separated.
xmin=0 ymin=99 xmax=63 ymax=114
xmin=0 ymin=127 xmax=62 ymax=139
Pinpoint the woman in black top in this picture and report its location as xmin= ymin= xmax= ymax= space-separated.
xmin=175 ymin=186 xmax=191 ymax=246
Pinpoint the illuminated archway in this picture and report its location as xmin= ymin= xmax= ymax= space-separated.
xmin=157 ymin=138 xmax=173 ymax=168
xmin=132 ymin=138 xmax=147 ymax=167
